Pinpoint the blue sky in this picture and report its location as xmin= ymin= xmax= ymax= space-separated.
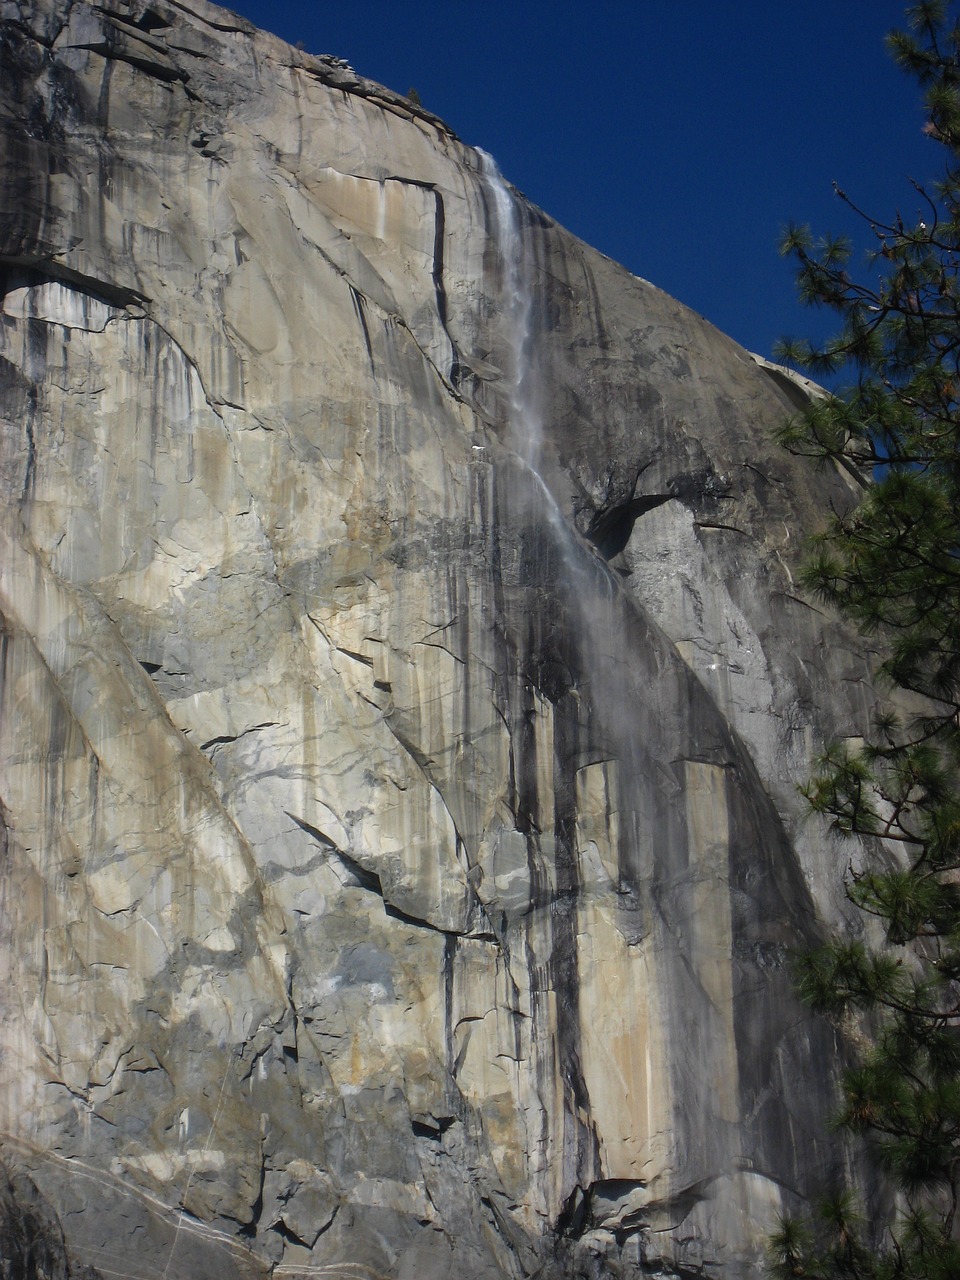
xmin=227 ymin=1 xmax=939 ymax=362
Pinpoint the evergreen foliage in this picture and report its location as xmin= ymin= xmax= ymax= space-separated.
xmin=768 ymin=4 xmax=960 ymax=1276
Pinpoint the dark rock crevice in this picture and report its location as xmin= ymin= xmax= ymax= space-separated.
xmin=585 ymin=492 xmax=672 ymax=559
xmin=198 ymin=721 xmax=279 ymax=754
xmin=348 ymin=283 xmax=374 ymax=372
xmin=92 ymin=5 xmax=173 ymax=34
xmin=286 ymin=810 xmax=496 ymax=941
xmin=0 ymin=258 xmax=149 ymax=312
xmin=64 ymin=32 xmax=186 ymax=85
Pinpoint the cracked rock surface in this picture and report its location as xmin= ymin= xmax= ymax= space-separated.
xmin=1 ymin=1 xmax=883 ymax=1277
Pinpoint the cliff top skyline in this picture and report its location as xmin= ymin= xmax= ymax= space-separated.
xmin=227 ymin=0 xmax=937 ymax=366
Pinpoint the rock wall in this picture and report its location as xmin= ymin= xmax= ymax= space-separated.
xmin=0 ymin=2 xmax=881 ymax=1276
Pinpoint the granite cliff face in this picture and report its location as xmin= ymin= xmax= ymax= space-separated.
xmin=0 ymin=3 xmax=882 ymax=1277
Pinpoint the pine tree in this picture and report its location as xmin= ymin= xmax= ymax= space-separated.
xmin=767 ymin=4 xmax=960 ymax=1277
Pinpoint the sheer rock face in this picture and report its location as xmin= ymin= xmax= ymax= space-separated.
xmin=0 ymin=2 xmax=878 ymax=1277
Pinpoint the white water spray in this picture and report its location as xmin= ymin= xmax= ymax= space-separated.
xmin=477 ymin=147 xmax=610 ymax=600
xmin=477 ymin=148 xmax=542 ymax=473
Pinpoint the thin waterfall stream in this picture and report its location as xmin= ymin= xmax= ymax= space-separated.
xmin=477 ymin=145 xmax=609 ymax=617
xmin=477 ymin=148 xmax=544 ymax=477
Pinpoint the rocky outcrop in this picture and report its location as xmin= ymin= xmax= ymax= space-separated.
xmin=0 ymin=2 xmax=882 ymax=1276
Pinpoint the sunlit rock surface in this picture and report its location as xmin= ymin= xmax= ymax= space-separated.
xmin=0 ymin=2 xmax=880 ymax=1276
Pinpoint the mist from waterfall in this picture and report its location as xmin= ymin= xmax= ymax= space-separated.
xmin=476 ymin=147 xmax=626 ymax=642
xmin=474 ymin=147 xmax=680 ymax=903
xmin=476 ymin=146 xmax=640 ymax=808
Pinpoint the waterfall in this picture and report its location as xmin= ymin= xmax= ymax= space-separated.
xmin=477 ymin=147 xmax=617 ymax=616
xmin=477 ymin=148 xmax=542 ymax=473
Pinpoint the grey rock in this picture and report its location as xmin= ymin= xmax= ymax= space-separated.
xmin=0 ymin=1 xmax=883 ymax=1277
